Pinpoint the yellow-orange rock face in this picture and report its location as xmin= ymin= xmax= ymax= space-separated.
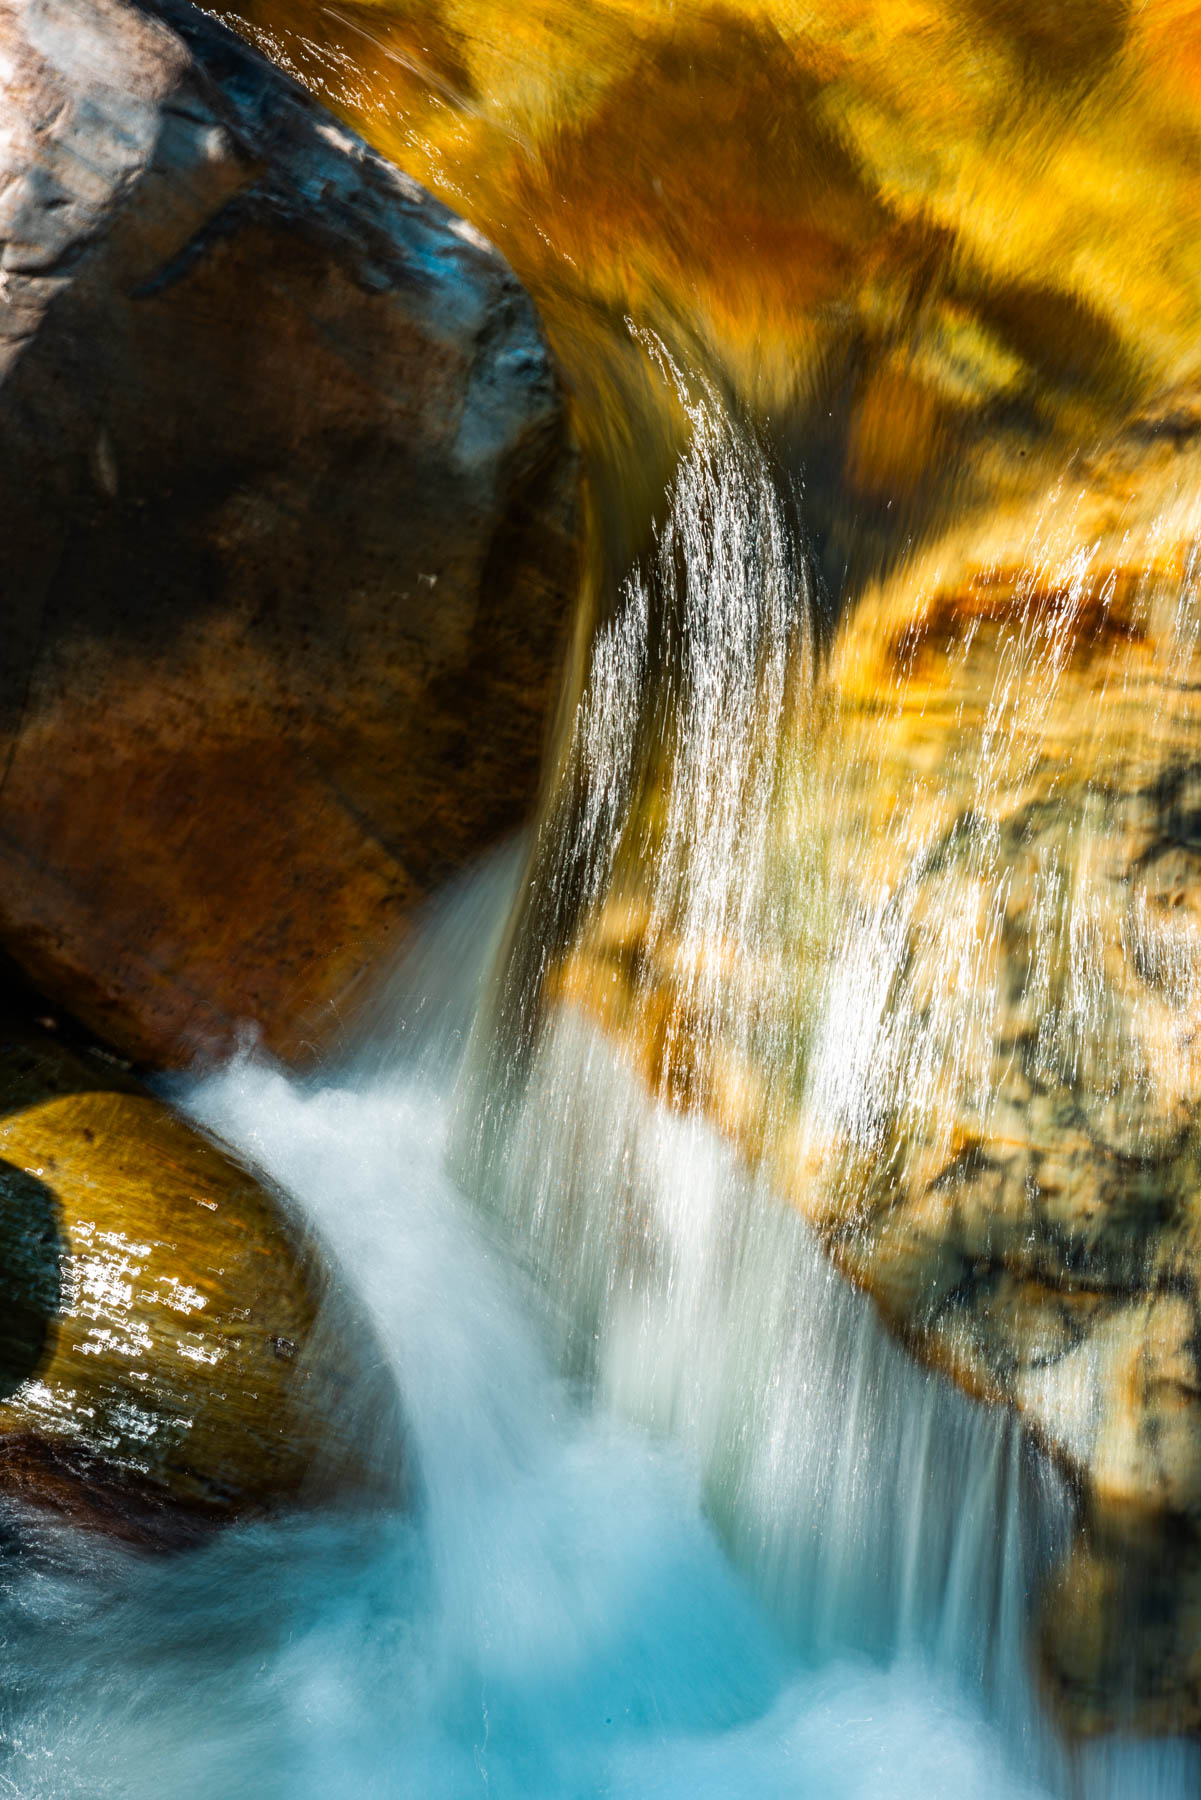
xmin=542 ymin=404 xmax=1201 ymax=1730
xmin=553 ymin=413 xmax=1201 ymax=1517
xmin=218 ymin=0 xmax=1201 ymax=590
xmin=0 ymin=0 xmax=580 ymax=1067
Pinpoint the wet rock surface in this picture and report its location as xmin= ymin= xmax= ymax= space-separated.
xmin=219 ymin=0 xmax=1201 ymax=600
xmin=0 ymin=0 xmax=580 ymax=1067
xmin=0 ymin=1011 xmax=399 ymax=1545
xmin=544 ymin=405 xmax=1201 ymax=1731
xmin=1039 ymin=1507 xmax=1201 ymax=1739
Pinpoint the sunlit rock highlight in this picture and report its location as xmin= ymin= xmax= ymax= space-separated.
xmin=0 ymin=1015 xmax=400 ymax=1543
xmin=216 ymin=0 xmax=1201 ymax=591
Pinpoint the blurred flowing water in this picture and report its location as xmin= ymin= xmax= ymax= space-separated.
xmin=1 ymin=387 xmax=1200 ymax=1796
xmin=0 ymin=1030 xmax=1068 ymax=1800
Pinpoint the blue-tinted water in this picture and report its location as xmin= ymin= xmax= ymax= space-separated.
xmin=0 ymin=1058 xmax=1038 ymax=1799
xmin=0 ymin=892 xmax=1194 ymax=1798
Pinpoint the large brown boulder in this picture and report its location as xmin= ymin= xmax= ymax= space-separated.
xmin=0 ymin=0 xmax=580 ymax=1066
xmin=0 ymin=1012 xmax=400 ymax=1545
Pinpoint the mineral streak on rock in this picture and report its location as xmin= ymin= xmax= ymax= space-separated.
xmin=0 ymin=0 xmax=581 ymax=1067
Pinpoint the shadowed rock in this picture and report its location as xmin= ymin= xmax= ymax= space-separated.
xmin=1039 ymin=1507 xmax=1201 ymax=1737
xmin=0 ymin=0 xmax=580 ymax=1067
xmin=0 ymin=1162 xmax=61 ymax=1402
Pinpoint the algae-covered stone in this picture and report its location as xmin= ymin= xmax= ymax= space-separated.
xmin=0 ymin=1017 xmax=400 ymax=1544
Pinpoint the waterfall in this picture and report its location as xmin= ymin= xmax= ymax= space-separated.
xmin=1 ymin=388 xmax=1199 ymax=1799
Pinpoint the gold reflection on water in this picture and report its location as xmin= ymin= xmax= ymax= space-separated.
xmin=217 ymin=0 xmax=1201 ymax=594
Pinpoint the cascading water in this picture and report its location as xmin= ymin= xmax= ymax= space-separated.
xmin=0 ymin=876 xmax=1048 ymax=1800
xmin=3 ymin=381 xmax=1200 ymax=1799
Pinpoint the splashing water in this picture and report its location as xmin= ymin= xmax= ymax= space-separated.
xmin=0 ymin=920 xmax=1054 ymax=1797
xmin=0 ymin=922 xmax=1079 ymax=1800
xmin=0 ymin=870 xmax=1182 ymax=1799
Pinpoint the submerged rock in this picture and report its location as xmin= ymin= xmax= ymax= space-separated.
xmin=0 ymin=0 xmax=580 ymax=1067
xmin=0 ymin=1014 xmax=399 ymax=1545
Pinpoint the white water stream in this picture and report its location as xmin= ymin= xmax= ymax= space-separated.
xmin=1 ymin=393 xmax=1199 ymax=1796
xmin=0 ymin=865 xmax=1190 ymax=1798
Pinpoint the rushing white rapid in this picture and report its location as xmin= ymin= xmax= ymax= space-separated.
xmin=0 ymin=862 xmax=1188 ymax=1799
xmin=2 ymin=388 xmax=1200 ymax=1798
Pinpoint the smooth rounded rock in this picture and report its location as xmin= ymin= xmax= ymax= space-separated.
xmin=0 ymin=1015 xmax=400 ymax=1545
